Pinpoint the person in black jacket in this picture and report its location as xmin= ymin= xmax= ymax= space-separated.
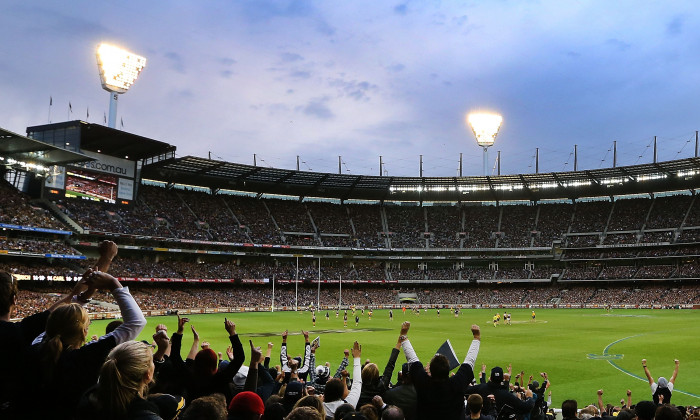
xmin=77 ymin=340 xmax=185 ymax=420
xmin=357 ymin=339 xmax=400 ymax=406
xmin=170 ymin=315 xmax=245 ymax=404
xmin=398 ymin=321 xmax=481 ymax=420
xmin=466 ymin=367 xmax=535 ymax=420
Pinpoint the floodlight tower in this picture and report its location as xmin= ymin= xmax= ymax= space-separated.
xmin=467 ymin=112 xmax=503 ymax=176
xmin=96 ymin=43 xmax=146 ymax=128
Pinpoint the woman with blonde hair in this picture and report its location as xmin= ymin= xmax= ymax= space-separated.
xmin=293 ymin=395 xmax=326 ymax=419
xmin=31 ymin=270 xmax=147 ymax=419
xmin=78 ymin=341 xmax=161 ymax=419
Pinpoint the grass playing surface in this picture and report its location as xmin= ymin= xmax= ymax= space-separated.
xmin=89 ymin=308 xmax=700 ymax=407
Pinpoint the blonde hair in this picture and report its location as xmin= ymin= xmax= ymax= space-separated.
xmin=293 ymin=395 xmax=326 ymax=418
xmin=40 ymin=303 xmax=90 ymax=384
xmin=361 ymin=362 xmax=379 ymax=384
xmin=97 ymin=341 xmax=154 ymax=420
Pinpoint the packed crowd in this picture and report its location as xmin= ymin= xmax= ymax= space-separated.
xmin=13 ymin=282 xmax=700 ymax=315
xmin=3 ymin=256 xmax=697 ymax=420
xmin=0 ymin=237 xmax=80 ymax=255
xmin=36 ymin=183 xmax=700 ymax=250
xmin=0 ymin=179 xmax=66 ymax=230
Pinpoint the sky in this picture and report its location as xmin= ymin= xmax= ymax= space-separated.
xmin=1 ymin=1 xmax=700 ymax=177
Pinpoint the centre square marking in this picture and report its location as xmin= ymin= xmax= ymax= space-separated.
xmin=244 ymin=328 xmax=392 ymax=337
xmin=587 ymin=353 xmax=624 ymax=360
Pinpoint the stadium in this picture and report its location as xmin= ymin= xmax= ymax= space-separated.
xmin=2 ymin=118 xmax=700 ymax=411
xmin=2 ymin=8 xmax=700 ymax=419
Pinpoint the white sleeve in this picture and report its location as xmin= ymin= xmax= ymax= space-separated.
xmin=298 ymin=342 xmax=311 ymax=374
xmin=401 ymin=340 xmax=419 ymax=364
xmin=99 ymin=287 xmax=146 ymax=344
xmin=345 ymin=357 xmax=363 ymax=408
xmin=463 ymin=339 xmax=480 ymax=368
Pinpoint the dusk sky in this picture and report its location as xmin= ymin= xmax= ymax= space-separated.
xmin=1 ymin=1 xmax=700 ymax=177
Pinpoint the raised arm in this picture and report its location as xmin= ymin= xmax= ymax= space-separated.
xmin=95 ymin=240 xmax=118 ymax=272
xmin=398 ymin=321 xmax=418 ymax=363
xmin=217 ymin=318 xmax=245 ymax=379
xmin=641 ymin=359 xmax=653 ymax=385
xmin=463 ymin=324 xmax=481 ymax=368
xmin=334 ymin=349 xmax=350 ymax=378
xmin=345 ymin=341 xmax=364 ymax=408
xmin=670 ymin=359 xmax=679 ymax=384
xmin=169 ymin=315 xmax=189 ymax=368
xmin=244 ymin=340 xmax=263 ymax=392
xmin=597 ymin=389 xmax=604 ymax=414
xmin=89 ymin=272 xmax=146 ymax=344
xmin=280 ymin=329 xmax=290 ymax=371
xmin=626 ymin=389 xmax=632 ymax=408
xmin=298 ymin=330 xmax=311 ymax=374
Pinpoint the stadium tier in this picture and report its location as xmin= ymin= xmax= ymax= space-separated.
xmin=3 ymin=122 xmax=700 ymax=311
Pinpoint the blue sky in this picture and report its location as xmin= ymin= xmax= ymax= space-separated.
xmin=1 ymin=1 xmax=699 ymax=177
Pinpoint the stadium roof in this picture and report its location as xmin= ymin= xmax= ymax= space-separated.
xmin=26 ymin=121 xmax=176 ymax=161
xmin=0 ymin=126 xmax=93 ymax=166
xmin=142 ymin=155 xmax=700 ymax=202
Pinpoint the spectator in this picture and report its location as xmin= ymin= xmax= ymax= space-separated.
xmin=561 ymin=400 xmax=578 ymax=420
xmin=31 ymin=269 xmax=146 ymax=419
xmin=228 ymin=391 xmax=265 ymax=420
xmin=323 ymin=341 xmax=364 ymax=419
xmin=77 ymin=341 xmax=185 ymax=420
xmin=399 ymin=321 xmax=481 ymax=420
xmin=357 ymin=339 xmax=400 ymax=406
xmin=467 ymin=394 xmax=494 ymax=420
xmin=383 ymin=363 xmax=416 ymax=420
xmin=642 ymin=359 xmax=679 ymax=405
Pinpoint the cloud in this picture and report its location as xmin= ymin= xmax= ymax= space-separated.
xmin=299 ymin=97 xmax=334 ymax=119
xmin=605 ymin=38 xmax=631 ymax=51
xmin=328 ymin=78 xmax=378 ymax=101
xmin=387 ymin=63 xmax=406 ymax=72
xmin=289 ymin=70 xmax=312 ymax=79
xmin=666 ymin=15 xmax=685 ymax=36
xmin=280 ymin=52 xmax=304 ymax=62
xmin=164 ymin=52 xmax=186 ymax=73
xmin=394 ymin=3 xmax=408 ymax=15
xmin=220 ymin=70 xmax=234 ymax=79
xmin=219 ymin=57 xmax=237 ymax=66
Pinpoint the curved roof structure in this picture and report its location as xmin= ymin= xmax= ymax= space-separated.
xmin=142 ymin=155 xmax=700 ymax=202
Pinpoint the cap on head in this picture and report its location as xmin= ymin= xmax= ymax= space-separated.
xmin=490 ymin=367 xmax=504 ymax=383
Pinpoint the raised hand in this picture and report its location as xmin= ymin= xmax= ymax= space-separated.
xmin=224 ymin=317 xmax=236 ymax=336
xmin=302 ymin=330 xmax=309 ymax=340
xmin=282 ymin=329 xmax=288 ymax=342
xmin=249 ymin=340 xmax=263 ymax=365
xmin=226 ymin=345 xmax=234 ymax=361
xmin=176 ymin=314 xmax=190 ymax=334
xmin=201 ymin=341 xmax=210 ymax=350
xmin=153 ymin=329 xmax=170 ymax=348
xmin=191 ymin=325 xmax=199 ymax=341
xmin=352 ymin=341 xmax=362 ymax=358
xmin=400 ymin=321 xmax=411 ymax=336
xmin=98 ymin=240 xmax=118 ymax=260
xmin=344 ymin=349 xmax=350 ymax=358
xmin=471 ymin=324 xmax=481 ymax=340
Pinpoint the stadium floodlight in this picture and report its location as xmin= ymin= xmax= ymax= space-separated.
xmin=467 ymin=112 xmax=503 ymax=176
xmin=96 ymin=43 xmax=146 ymax=129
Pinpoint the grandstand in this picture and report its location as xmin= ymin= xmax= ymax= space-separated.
xmin=3 ymin=121 xmax=700 ymax=317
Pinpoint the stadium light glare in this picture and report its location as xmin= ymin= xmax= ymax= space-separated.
xmin=467 ymin=112 xmax=502 ymax=176
xmin=96 ymin=43 xmax=146 ymax=128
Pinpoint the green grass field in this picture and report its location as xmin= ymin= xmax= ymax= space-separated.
xmin=89 ymin=308 xmax=700 ymax=407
